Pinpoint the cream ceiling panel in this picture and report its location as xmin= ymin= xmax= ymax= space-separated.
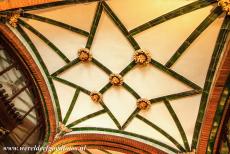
xmin=126 ymin=118 xmax=178 ymax=150
xmin=66 ymin=92 xmax=103 ymax=126
xmin=124 ymin=65 xmax=191 ymax=99
xmin=171 ymin=15 xmax=225 ymax=87
xmin=59 ymin=63 xmax=108 ymax=91
xmin=75 ymin=113 xmax=117 ymax=129
xmin=91 ymin=12 xmax=134 ymax=73
xmin=28 ymin=2 xmax=97 ymax=31
xmin=134 ymin=5 xmax=214 ymax=65
xmin=170 ymin=95 xmax=201 ymax=146
xmin=107 ymin=0 xmax=197 ymax=30
xmin=103 ymin=87 xmax=137 ymax=125
xmin=139 ymin=102 xmax=184 ymax=148
xmin=21 ymin=26 xmax=67 ymax=73
xmin=22 ymin=19 xmax=88 ymax=61
xmin=53 ymin=80 xmax=76 ymax=120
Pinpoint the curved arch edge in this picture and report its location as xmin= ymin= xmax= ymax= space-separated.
xmin=51 ymin=133 xmax=169 ymax=154
xmin=197 ymin=40 xmax=230 ymax=153
xmin=0 ymin=23 xmax=56 ymax=145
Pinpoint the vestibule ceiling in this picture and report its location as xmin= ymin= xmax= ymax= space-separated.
xmin=0 ymin=0 xmax=229 ymax=153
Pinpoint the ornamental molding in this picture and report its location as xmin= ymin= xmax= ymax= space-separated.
xmin=54 ymin=122 xmax=72 ymax=140
xmin=7 ymin=9 xmax=23 ymax=28
xmin=109 ymin=73 xmax=123 ymax=86
xmin=217 ymin=0 xmax=230 ymax=15
xmin=78 ymin=48 xmax=92 ymax=62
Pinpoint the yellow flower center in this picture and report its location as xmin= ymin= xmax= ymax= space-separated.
xmin=137 ymin=54 xmax=147 ymax=64
xmin=79 ymin=51 xmax=89 ymax=61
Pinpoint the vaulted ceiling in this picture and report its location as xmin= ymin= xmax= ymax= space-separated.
xmin=0 ymin=0 xmax=229 ymax=153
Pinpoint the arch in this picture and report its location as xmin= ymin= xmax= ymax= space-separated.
xmin=51 ymin=133 xmax=167 ymax=154
xmin=0 ymin=23 xmax=56 ymax=144
xmin=197 ymin=41 xmax=230 ymax=153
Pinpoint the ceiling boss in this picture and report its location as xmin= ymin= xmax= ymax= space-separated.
xmin=109 ymin=74 xmax=123 ymax=86
xmin=77 ymin=48 xmax=92 ymax=62
xmin=7 ymin=9 xmax=23 ymax=28
xmin=217 ymin=0 xmax=230 ymax=15
xmin=136 ymin=98 xmax=151 ymax=111
xmin=133 ymin=49 xmax=151 ymax=65
xmin=90 ymin=91 xmax=103 ymax=103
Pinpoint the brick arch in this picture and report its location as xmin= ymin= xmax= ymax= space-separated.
xmin=197 ymin=41 xmax=230 ymax=154
xmin=0 ymin=23 xmax=56 ymax=144
xmin=51 ymin=133 xmax=167 ymax=154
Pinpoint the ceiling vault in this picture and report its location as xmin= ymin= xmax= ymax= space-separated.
xmin=0 ymin=0 xmax=229 ymax=153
